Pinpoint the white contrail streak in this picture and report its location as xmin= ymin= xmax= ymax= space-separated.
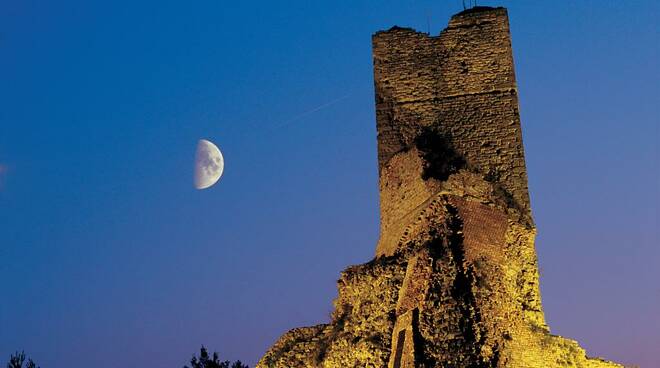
xmin=273 ymin=93 xmax=351 ymax=130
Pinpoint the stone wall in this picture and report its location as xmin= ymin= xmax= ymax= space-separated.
xmin=257 ymin=193 xmax=620 ymax=367
xmin=257 ymin=7 xmax=623 ymax=368
xmin=373 ymin=7 xmax=531 ymax=256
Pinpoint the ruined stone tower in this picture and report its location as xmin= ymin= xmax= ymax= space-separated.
xmin=258 ymin=7 xmax=622 ymax=368
xmin=373 ymin=6 xmax=532 ymax=258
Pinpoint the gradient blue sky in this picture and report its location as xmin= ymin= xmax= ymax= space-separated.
xmin=1 ymin=1 xmax=658 ymax=367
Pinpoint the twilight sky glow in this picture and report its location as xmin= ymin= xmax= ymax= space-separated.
xmin=0 ymin=1 xmax=658 ymax=367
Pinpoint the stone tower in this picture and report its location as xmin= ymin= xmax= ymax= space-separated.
xmin=373 ymin=6 xmax=531 ymax=257
xmin=257 ymin=7 xmax=622 ymax=368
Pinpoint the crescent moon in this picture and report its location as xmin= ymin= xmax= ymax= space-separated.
xmin=194 ymin=139 xmax=224 ymax=190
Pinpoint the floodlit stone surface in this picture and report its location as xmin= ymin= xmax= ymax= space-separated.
xmin=258 ymin=6 xmax=622 ymax=368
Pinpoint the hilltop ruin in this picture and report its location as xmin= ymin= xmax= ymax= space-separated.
xmin=257 ymin=7 xmax=622 ymax=368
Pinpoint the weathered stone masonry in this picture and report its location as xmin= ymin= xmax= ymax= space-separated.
xmin=374 ymin=7 xmax=531 ymax=257
xmin=257 ymin=7 xmax=622 ymax=368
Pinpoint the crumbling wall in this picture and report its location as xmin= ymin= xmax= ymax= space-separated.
xmin=258 ymin=257 xmax=407 ymax=368
xmin=373 ymin=7 xmax=531 ymax=256
xmin=257 ymin=7 xmax=622 ymax=368
xmin=258 ymin=192 xmax=620 ymax=367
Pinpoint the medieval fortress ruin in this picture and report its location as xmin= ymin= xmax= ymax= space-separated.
xmin=258 ymin=7 xmax=622 ymax=368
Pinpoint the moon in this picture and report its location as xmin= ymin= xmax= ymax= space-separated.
xmin=194 ymin=139 xmax=224 ymax=190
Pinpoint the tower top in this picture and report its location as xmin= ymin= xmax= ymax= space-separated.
xmin=453 ymin=6 xmax=503 ymax=18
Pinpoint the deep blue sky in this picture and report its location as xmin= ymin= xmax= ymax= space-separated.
xmin=1 ymin=1 xmax=658 ymax=367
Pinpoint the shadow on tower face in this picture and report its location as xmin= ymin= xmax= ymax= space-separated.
xmin=415 ymin=127 xmax=467 ymax=182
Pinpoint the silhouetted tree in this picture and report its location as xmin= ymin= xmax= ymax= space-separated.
xmin=7 ymin=351 xmax=39 ymax=368
xmin=184 ymin=346 xmax=248 ymax=368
